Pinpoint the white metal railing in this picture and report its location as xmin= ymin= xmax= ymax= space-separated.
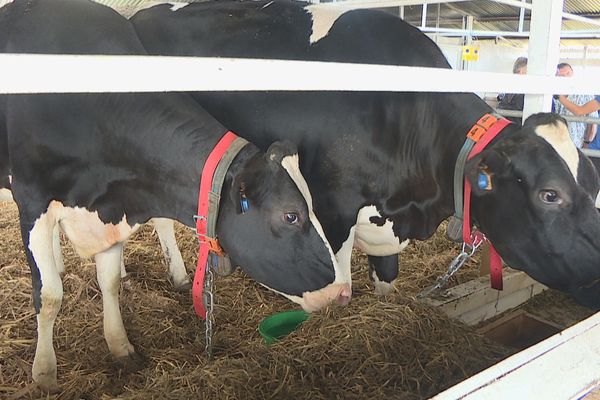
xmin=497 ymin=109 xmax=600 ymax=124
xmin=1 ymin=54 xmax=600 ymax=95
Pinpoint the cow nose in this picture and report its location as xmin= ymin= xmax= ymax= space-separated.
xmin=301 ymin=282 xmax=353 ymax=312
xmin=334 ymin=283 xmax=352 ymax=306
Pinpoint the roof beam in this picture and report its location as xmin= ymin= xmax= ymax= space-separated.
xmin=320 ymin=0 xmax=600 ymax=28
xmin=491 ymin=0 xmax=600 ymax=28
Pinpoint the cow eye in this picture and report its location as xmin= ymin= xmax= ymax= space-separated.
xmin=539 ymin=190 xmax=562 ymax=204
xmin=283 ymin=212 xmax=299 ymax=224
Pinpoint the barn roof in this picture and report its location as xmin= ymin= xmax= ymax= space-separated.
xmin=396 ymin=0 xmax=600 ymax=33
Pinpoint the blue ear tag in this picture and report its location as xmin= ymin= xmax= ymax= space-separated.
xmin=477 ymin=171 xmax=493 ymax=191
xmin=240 ymin=196 xmax=249 ymax=213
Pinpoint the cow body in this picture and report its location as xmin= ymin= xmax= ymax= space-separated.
xmin=132 ymin=0 xmax=600 ymax=308
xmin=2 ymin=0 xmax=350 ymax=391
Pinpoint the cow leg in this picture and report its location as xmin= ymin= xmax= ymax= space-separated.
xmin=52 ymin=224 xmax=65 ymax=275
xmin=22 ymin=210 xmax=62 ymax=392
xmin=368 ymin=254 xmax=398 ymax=295
xmin=151 ymin=218 xmax=191 ymax=290
xmin=95 ymin=243 xmax=143 ymax=370
xmin=119 ymin=246 xmax=132 ymax=290
xmin=120 ymin=253 xmax=127 ymax=279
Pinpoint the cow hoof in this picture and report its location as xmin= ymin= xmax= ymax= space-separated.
xmin=174 ymin=280 xmax=192 ymax=292
xmin=34 ymin=373 xmax=60 ymax=394
xmin=115 ymin=352 xmax=146 ymax=373
xmin=373 ymin=281 xmax=394 ymax=296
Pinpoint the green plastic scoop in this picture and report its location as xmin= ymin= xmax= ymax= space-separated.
xmin=258 ymin=310 xmax=310 ymax=345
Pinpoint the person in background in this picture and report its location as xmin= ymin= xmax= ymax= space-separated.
xmin=553 ymin=63 xmax=598 ymax=149
xmin=557 ymin=94 xmax=600 ymax=149
xmin=497 ymin=57 xmax=528 ymax=124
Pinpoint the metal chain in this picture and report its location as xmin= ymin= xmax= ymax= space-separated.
xmin=203 ymin=258 xmax=215 ymax=360
xmin=417 ymin=237 xmax=484 ymax=299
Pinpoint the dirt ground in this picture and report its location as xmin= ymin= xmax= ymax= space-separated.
xmin=0 ymin=201 xmax=593 ymax=399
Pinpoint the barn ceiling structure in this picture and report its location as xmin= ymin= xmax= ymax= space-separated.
xmin=91 ymin=0 xmax=600 ymax=40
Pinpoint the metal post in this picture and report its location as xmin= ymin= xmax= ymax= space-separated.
xmin=522 ymin=0 xmax=563 ymax=119
xmin=435 ymin=3 xmax=441 ymax=43
xmin=463 ymin=15 xmax=474 ymax=71
xmin=518 ymin=0 xmax=526 ymax=32
xmin=399 ymin=5 xmax=404 ymax=19
xmin=421 ymin=3 xmax=428 ymax=28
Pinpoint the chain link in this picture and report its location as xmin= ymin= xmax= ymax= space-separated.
xmin=417 ymin=237 xmax=484 ymax=299
xmin=203 ymin=258 xmax=215 ymax=360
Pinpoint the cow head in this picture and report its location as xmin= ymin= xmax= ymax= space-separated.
xmin=466 ymin=113 xmax=600 ymax=309
xmin=216 ymin=140 xmax=352 ymax=312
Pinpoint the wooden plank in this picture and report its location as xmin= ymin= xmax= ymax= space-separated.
xmin=431 ymin=311 xmax=600 ymax=400
xmin=423 ymin=269 xmax=546 ymax=325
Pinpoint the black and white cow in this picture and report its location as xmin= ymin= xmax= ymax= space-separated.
xmin=1 ymin=0 xmax=351 ymax=391
xmin=0 ymin=120 xmax=194 ymax=289
xmin=131 ymin=0 xmax=600 ymax=307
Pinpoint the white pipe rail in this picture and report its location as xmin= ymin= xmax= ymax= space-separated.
xmin=419 ymin=27 xmax=600 ymax=38
xmin=497 ymin=109 xmax=600 ymax=124
xmin=1 ymin=54 xmax=600 ymax=95
xmin=432 ymin=311 xmax=600 ymax=400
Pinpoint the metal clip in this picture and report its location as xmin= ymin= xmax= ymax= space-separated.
xmin=417 ymin=231 xmax=485 ymax=299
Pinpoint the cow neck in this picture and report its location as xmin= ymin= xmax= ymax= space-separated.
xmin=448 ymin=113 xmax=512 ymax=290
xmin=193 ymin=131 xmax=249 ymax=319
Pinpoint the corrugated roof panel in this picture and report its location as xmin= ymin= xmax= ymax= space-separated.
xmin=565 ymin=0 xmax=600 ymax=16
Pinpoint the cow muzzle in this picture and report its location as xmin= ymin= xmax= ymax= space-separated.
xmin=301 ymin=282 xmax=352 ymax=312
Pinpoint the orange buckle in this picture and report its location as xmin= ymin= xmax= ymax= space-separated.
xmin=477 ymin=114 xmax=498 ymax=130
xmin=467 ymin=113 xmax=498 ymax=142
xmin=203 ymin=236 xmax=226 ymax=256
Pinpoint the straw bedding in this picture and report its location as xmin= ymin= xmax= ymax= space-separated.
xmin=0 ymin=201 xmax=543 ymax=399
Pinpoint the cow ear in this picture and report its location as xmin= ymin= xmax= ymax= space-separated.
xmin=465 ymin=149 xmax=511 ymax=195
xmin=265 ymin=140 xmax=299 ymax=164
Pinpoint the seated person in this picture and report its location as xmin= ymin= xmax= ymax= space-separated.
xmin=497 ymin=57 xmax=528 ymax=124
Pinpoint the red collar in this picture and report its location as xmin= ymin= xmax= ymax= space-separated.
xmin=193 ymin=131 xmax=246 ymax=319
xmin=463 ymin=114 xmax=511 ymax=290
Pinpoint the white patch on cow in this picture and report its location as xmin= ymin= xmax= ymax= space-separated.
xmin=95 ymin=243 xmax=135 ymax=359
xmin=261 ymin=1 xmax=274 ymax=9
xmin=0 ymin=188 xmax=13 ymax=201
xmin=371 ymin=269 xmax=394 ymax=296
xmin=535 ymin=121 xmax=579 ymax=183
xmin=52 ymin=224 xmax=64 ymax=274
xmin=128 ymin=1 xmax=187 ymax=16
xmin=168 ymin=2 xmax=189 ymax=11
xmin=51 ymin=201 xmax=140 ymax=258
xmin=354 ymin=205 xmax=409 ymax=256
xmin=305 ymin=4 xmax=346 ymax=43
xmin=596 ymin=193 xmax=600 ymax=209
xmin=151 ymin=217 xmax=190 ymax=288
xmin=281 ymin=154 xmax=351 ymax=286
xmin=335 ymin=225 xmax=356 ymax=290
xmin=0 ymin=0 xmax=15 ymax=10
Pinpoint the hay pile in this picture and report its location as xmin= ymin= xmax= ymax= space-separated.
xmin=0 ymin=201 xmax=513 ymax=400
